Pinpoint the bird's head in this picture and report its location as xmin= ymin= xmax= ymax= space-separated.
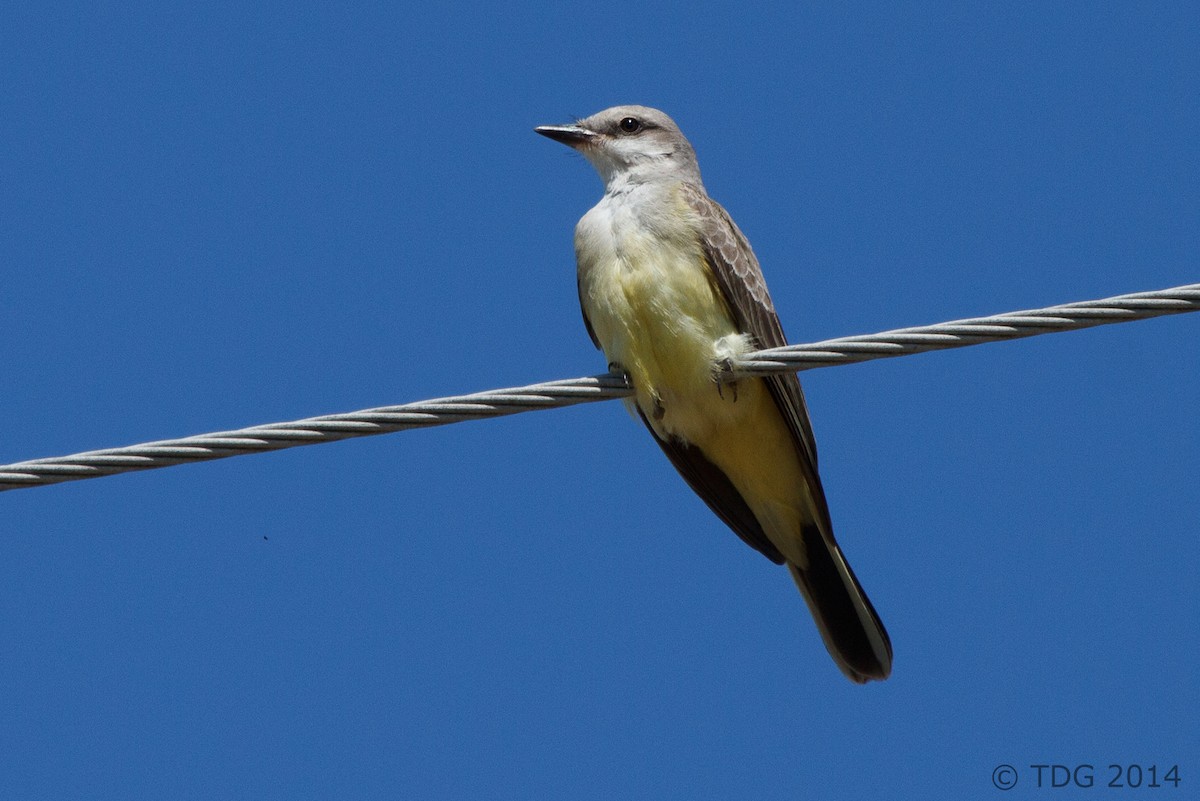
xmin=536 ymin=105 xmax=702 ymax=191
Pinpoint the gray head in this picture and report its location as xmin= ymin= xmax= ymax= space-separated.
xmin=536 ymin=105 xmax=703 ymax=190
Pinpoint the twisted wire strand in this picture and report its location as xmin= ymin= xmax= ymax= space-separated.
xmin=2 ymin=282 xmax=1197 ymax=492
xmin=734 ymin=283 xmax=1200 ymax=375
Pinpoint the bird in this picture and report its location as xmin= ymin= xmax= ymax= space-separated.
xmin=536 ymin=105 xmax=892 ymax=682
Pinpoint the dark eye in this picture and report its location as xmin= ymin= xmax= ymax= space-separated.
xmin=618 ymin=116 xmax=642 ymax=133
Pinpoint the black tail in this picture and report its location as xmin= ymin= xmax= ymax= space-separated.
xmin=788 ymin=525 xmax=892 ymax=683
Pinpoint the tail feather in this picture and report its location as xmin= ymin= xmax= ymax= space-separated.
xmin=788 ymin=525 xmax=892 ymax=683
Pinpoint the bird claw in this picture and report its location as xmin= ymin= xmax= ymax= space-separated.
xmin=608 ymin=361 xmax=666 ymax=420
xmin=714 ymin=357 xmax=739 ymax=401
xmin=651 ymin=395 xmax=665 ymax=421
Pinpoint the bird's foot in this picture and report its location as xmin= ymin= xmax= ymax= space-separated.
xmin=714 ymin=356 xmax=739 ymax=402
xmin=650 ymin=393 xmax=665 ymax=421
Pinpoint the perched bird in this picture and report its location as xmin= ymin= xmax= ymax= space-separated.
xmin=536 ymin=105 xmax=891 ymax=682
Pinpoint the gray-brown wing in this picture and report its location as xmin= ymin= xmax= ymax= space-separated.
xmin=577 ymin=275 xmax=600 ymax=349
xmin=679 ymin=182 xmax=833 ymax=533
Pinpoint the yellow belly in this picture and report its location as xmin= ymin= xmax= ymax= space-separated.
xmin=579 ymin=232 xmax=738 ymax=436
xmin=576 ymin=225 xmax=814 ymax=565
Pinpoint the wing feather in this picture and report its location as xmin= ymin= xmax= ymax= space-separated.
xmin=679 ymin=182 xmax=834 ymax=533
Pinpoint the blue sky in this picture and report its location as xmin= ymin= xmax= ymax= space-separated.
xmin=2 ymin=3 xmax=1197 ymax=798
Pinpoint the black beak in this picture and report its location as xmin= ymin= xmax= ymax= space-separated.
xmin=534 ymin=124 xmax=596 ymax=148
